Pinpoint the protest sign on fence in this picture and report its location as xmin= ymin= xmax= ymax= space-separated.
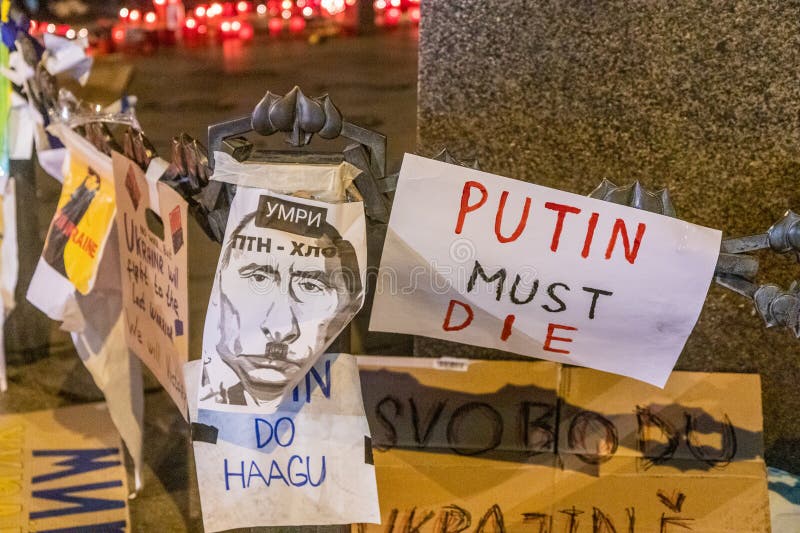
xmin=187 ymin=353 xmax=380 ymax=532
xmin=189 ymin=161 xmax=375 ymax=529
xmin=28 ymin=126 xmax=117 ymax=322
xmin=356 ymin=357 xmax=769 ymax=532
xmin=113 ymin=152 xmax=188 ymax=419
xmin=370 ymin=155 xmax=722 ymax=387
xmin=0 ymin=403 xmax=130 ymax=531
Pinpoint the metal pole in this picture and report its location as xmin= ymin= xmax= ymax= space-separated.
xmin=357 ymin=0 xmax=375 ymax=35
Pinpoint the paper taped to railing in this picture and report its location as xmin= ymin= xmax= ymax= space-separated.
xmin=0 ymin=178 xmax=16 ymax=392
xmin=27 ymin=125 xmax=116 ymax=325
xmin=188 ymin=354 xmax=380 ymax=531
xmin=370 ymin=154 xmax=722 ymax=387
xmin=113 ymin=152 xmax=188 ymax=419
xmin=199 ymin=183 xmax=366 ymax=411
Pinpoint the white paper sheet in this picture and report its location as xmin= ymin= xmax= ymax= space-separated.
xmin=187 ymin=353 xmax=380 ymax=531
xmin=6 ymin=74 xmax=36 ymax=161
xmin=192 ymin=167 xmax=374 ymax=529
xmin=0 ymin=178 xmax=17 ymax=391
xmin=200 ymin=183 xmax=366 ymax=411
xmin=0 ymin=51 xmax=33 ymax=87
xmin=370 ymin=154 xmax=722 ymax=387
xmin=71 ymin=310 xmax=145 ymax=493
xmin=42 ymin=33 xmax=93 ymax=85
xmin=37 ymin=147 xmax=68 ymax=182
xmin=8 ymin=104 xmax=34 ymax=160
xmin=67 ymin=225 xmax=145 ymax=494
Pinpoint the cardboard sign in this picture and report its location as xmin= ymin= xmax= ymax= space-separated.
xmin=356 ymin=357 xmax=769 ymax=533
xmin=370 ymin=155 xmax=722 ymax=387
xmin=0 ymin=403 xmax=130 ymax=531
xmin=200 ymin=184 xmax=366 ymax=411
xmin=112 ymin=152 xmax=189 ymax=419
xmin=188 ymin=353 xmax=380 ymax=532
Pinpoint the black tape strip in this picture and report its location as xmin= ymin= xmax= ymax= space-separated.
xmin=364 ymin=435 xmax=374 ymax=465
xmin=191 ymin=423 xmax=219 ymax=444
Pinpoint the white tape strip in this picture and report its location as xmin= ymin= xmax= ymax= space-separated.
xmin=144 ymin=158 xmax=170 ymax=217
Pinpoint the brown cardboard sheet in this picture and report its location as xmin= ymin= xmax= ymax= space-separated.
xmin=355 ymin=357 xmax=768 ymax=532
xmin=0 ymin=403 xmax=130 ymax=532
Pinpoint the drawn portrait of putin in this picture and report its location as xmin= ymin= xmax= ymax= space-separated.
xmin=208 ymin=197 xmax=363 ymax=406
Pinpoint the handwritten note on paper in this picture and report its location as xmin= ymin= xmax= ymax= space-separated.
xmin=188 ymin=353 xmax=380 ymax=532
xmin=355 ymin=357 xmax=770 ymax=533
xmin=369 ymin=155 xmax=722 ymax=387
xmin=113 ymin=152 xmax=188 ymax=418
xmin=0 ymin=403 xmax=129 ymax=532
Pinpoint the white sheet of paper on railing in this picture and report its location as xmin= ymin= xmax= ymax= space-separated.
xmin=370 ymin=154 xmax=722 ymax=387
xmin=187 ymin=353 xmax=380 ymax=532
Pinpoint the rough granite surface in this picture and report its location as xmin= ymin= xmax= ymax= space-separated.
xmin=415 ymin=1 xmax=800 ymax=473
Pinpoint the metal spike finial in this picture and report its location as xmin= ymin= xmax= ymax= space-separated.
xmin=251 ymin=86 xmax=343 ymax=147
xmin=432 ymin=148 xmax=480 ymax=170
xmin=767 ymin=210 xmax=800 ymax=256
xmin=589 ymin=179 xmax=676 ymax=217
xmin=753 ymin=283 xmax=800 ymax=337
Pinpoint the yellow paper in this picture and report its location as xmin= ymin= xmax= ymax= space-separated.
xmin=41 ymin=152 xmax=115 ymax=294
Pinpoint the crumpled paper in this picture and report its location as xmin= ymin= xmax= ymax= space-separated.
xmin=42 ymin=33 xmax=93 ymax=86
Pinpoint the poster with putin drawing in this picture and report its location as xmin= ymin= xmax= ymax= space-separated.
xmin=201 ymin=184 xmax=366 ymax=411
xmin=194 ymin=169 xmax=374 ymax=531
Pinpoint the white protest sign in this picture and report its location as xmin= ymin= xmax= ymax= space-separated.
xmin=112 ymin=152 xmax=189 ymax=418
xmin=188 ymin=353 xmax=380 ymax=531
xmin=370 ymin=154 xmax=721 ymax=387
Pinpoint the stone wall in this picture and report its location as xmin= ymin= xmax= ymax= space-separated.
xmin=416 ymin=1 xmax=800 ymax=472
